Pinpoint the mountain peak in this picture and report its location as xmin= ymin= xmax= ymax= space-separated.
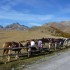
xmin=43 ymin=21 xmax=70 ymax=33
xmin=60 ymin=21 xmax=70 ymax=26
xmin=0 ymin=25 xmax=3 ymax=28
xmin=5 ymin=23 xmax=29 ymax=30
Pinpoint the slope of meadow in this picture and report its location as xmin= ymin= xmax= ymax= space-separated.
xmin=0 ymin=25 xmax=66 ymax=48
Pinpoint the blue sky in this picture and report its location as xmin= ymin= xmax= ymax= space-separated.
xmin=0 ymin=0 xmax=70 ymax=27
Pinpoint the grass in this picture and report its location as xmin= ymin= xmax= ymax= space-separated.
xmin=0 ymin=28 xmax=66 ymax=70
xmin=0 ymin=51 xmax=50 ymax=70
xmin=0 ymin=47 xmax=69 ymax=70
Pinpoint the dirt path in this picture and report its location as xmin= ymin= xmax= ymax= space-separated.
xmin=22 ymin=49 xmax=70 ymax=70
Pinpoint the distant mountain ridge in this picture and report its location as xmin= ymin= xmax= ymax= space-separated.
xmin=0 ymin=21 xmax=70 ymax=38
xmin=0 ymin=23 xmax=29 ymax=30
xmin=0 ymin=21 xmax=70 ymax=33
xmin=0 ymin=25 xmax=3 ymax=28
xmin=43 ymin=21 xmax=70 ymax=33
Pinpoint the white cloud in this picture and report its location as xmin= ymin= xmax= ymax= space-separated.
xmin=0 ymin=0 xmax=70 ymax=27
xmin=0 ymin=0 xmax=23 ymax=12
xmin=0 ymin=0 xmax=54 ymax=22
xmin=28 ymin=23 xmax=41 ymax=26
xmin=37 ymin=15 xmax=53 ymax=21
xmin=0 ymin=10 xmax=53 ymax=22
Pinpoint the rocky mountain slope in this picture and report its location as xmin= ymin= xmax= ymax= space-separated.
xmin=44 ymin=21 xmax=70 ymax=33
xmin=0 ymin=21 xmax=70 ymax=38
xmin=0 ymin=25 xmax=3 ymax=29
xmin=0 ymin=23 xmax=29 ymax=30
